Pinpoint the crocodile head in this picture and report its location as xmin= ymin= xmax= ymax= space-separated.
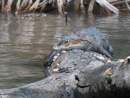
xmin=53 ymin=39 xmax=91 ymax=50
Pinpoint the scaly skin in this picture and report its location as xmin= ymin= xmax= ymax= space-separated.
xmin=44 ymin=40 xmax=69 ymax=66
xmin=54 ymin=27 xmax=113 ymax=60
xmin=44 ymin=27 xmax=113 ymax=66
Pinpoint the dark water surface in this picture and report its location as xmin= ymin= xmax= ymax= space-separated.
xmin=0 ymin=12 xmax=130 ymax=89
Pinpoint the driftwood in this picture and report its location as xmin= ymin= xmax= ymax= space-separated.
xmin=124 ymin=0 xmax=130 ymax=11
xmin=1 ymin=0 xmax=130 ymax=15
xmin=88 ymin=0 xmax=95 ymax=13
xmin=111 ymin=0 xmax=130 ymax=5
xmin=0 ymin=50 xmax=130 ymax=98
xmin=96 ymin=0 xmax=119 ymax=14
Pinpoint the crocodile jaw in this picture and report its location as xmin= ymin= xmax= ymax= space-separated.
xmin=53 ymin=40 xmax=81 ymax=50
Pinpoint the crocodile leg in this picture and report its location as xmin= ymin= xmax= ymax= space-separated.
xmin=98 ymin=47 xmax=113 ymax=60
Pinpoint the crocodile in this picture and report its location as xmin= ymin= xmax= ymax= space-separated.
xmin=44 ymin=40 xmax=68 ymax=66
xmin=44 ymin=27 xmax=113 ymax=66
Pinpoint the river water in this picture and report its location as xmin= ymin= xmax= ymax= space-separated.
xmin=0 ymin=11 xmax=130 ymax=89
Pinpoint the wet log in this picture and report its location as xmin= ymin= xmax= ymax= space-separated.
xmin=2 ymin=0 xmax=130 ymax=15
xmin=111 ymin=0 xmax=130 ymax=6
xmin=28 ymin=0 xmax=40 ymax=12
xmin=74 ymin=0 xmax=80 ymax=12
xmin=96 ymin=0 xmax=119 ymax=14
xmin=100 ymin=5 xmax=112 ymax=15
xmin=124 ymin=0 xmax=130 ymax=11
xmin=80 ymin=0 xmax=85 ymax=13
xmin=0 ymin=50 xmax=130 ymax=97
xmin=20 ymin=0 xmax=29 ymax=10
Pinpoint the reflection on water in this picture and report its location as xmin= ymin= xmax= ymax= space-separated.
xmin=0 ymin=12 xmax=130 ymax=89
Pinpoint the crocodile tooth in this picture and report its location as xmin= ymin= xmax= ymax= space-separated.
xmin=53 ymin=45 xmax=56 ymax=49
xmin=53 ymin=55 xmax=59 ymax=61
xmin=62 ymin=50 xmax=66 ymax=53
xmin=56 ymin=53 xmax=60 ymax=56
xmin=118 ymin=59 xmax=125 ymax=63
xmin=54 ymin=47 xmax=56 ymax=49
xmin=56 ymin=45 xmax=58 ymax=49
xmin=67 ymin=39 xmax=70 ymax=43
xmin=54 ymin=45 xmax=57 ymax=49
xmin=103 ymin=68 xmax=112 ymax=76
xmin=53 ymin=68 xmax=60 ymax=72
xmin=56 ymin=63 xmax=60 ymax=66
xmin=58 ymin=38 xmax=61 ymax=40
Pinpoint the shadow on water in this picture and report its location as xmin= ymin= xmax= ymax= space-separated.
xmin=0 ymin=11 xmax=130 ymax=89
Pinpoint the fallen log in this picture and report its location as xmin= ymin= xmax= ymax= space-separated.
xmin=96 ymin=0 xmax=119 ymax=14
xmin=0 ymin=50 xmax=130 ymax=98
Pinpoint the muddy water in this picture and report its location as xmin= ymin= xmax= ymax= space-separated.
xmin=0 ymin=12 xmax=130 ymax=89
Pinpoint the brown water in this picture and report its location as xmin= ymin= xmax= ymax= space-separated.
xmin=0 ymin=12 xmax=130 ymax=89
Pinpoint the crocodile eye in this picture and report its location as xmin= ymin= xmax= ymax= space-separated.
xmin=58 ymin=39 xmax=69 ymax=46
